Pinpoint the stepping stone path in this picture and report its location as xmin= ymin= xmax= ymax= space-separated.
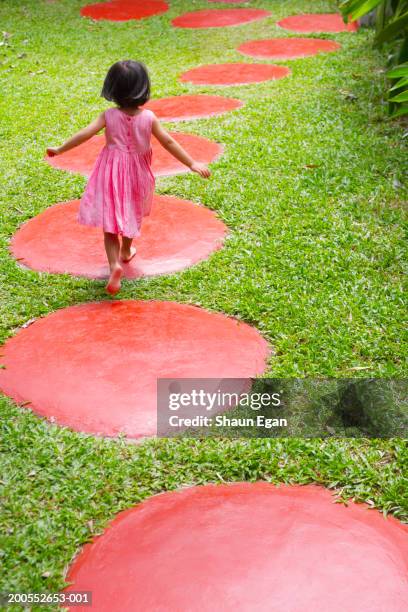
xmin=80 ymin=0 xmax=169 ymax=21
xmin=277 ymin=13 xmax=358 ymax=33
xmin=145 ymin=94 xmax=243 ymax=121
xmin=238 ymin=38 xmax=341 ymax=60
xmin=63 ymin=483 xmax=408 ymax=610
xmin=0 ymin=301 xmax=269 ymax=438
xmin=7 ymin=6 xmax=407 ymax=603
xmin=9 ymin=9 xmax=359 ymax=442
xmin=180 ymin=63 xmax=290 ymax=86
xmin=46 ymin=132 xmax=223 ymax=177
xmin=11 ymin=196 xmax=227 ymax=279
xmin=172 ymin=9 xmax=271 ymax=29
xmin=10 ymin=8 xmax=359 ymax=441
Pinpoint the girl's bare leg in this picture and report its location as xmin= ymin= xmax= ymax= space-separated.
xmin=120 ymin=236 xmax=137 ymax=262
xmin=104 ymin=232 xmax=123 ymax=294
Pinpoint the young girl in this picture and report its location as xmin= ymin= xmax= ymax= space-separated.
xmin=47 ymin=60 xmax=210 ymax=294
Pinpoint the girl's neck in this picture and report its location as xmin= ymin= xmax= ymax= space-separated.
xmin=117 ymin=106 xmax=142 ymax=117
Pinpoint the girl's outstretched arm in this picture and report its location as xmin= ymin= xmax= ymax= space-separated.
xmin=151 ymin=115 xmax=211 ymax=178
xmin=46 ymin=112 xmax=106 ymax=156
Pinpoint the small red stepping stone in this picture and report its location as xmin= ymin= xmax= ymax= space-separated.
xmin=180 ymin=63 xmax=290 ymax=86
xmin=11 ymin=196 xmax=227 ymax=279
xmin=277 ymin=13 xmax=358 ymax=33
xmin=45 ymin=132 xmax=223 ymax=177
xmin=63 ymin=483 xmax=408 ymax=611
xmin=80 ymin=0 xmax=169 ymax=22
xmin=145 ymin=95 xmax=243 ymax=121
xmin=172 ymin=9 xmax=271 ymax=29
xmin=238 ymin=37 xmax=341 ymax=60
xmin=0 ymin=302 xmax=269 ymax=438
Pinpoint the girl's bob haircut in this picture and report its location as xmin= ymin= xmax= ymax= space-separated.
xmin=101 ymin=60 xmax=150 ymax=108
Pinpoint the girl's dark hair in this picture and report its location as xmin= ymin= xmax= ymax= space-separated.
xmin=101 ymin=60 xmax=150 ymax=108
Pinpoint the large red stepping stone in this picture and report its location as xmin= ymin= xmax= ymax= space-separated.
xmin=145 ymin=94 xmax=243 ymax=121
xmin=80 ymin=0 xmax=169 ymax=22
xmin=238 ymin=37 xmax=341 ymax=60
xmin=45 ymin=132 xmax=223 ymax=177
xmin=11 ymin=196 xmax=227 ymax=279
xmin=172 ymin=9 xmax=271 ymax=29
xmin=180 ymin=63 xmax=290 ymax=86
xmin=277 ymin=13 xmax=358 ymax=33
xmin=63 ymin=483 xmax=408 ymax=611
xmin=0 ymin=302 xmax=269 ymax=438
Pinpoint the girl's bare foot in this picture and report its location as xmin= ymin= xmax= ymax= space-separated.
xmin=120 ymin=246 xmax=137 ymax=263
xmin=106 ymin=264 xmax=123 ymax=295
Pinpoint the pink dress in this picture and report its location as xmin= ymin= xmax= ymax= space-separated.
xmin=79 ymin=107 xmax=155 ymax=238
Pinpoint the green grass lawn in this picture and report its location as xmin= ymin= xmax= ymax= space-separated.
xmin=0 ymin=0 xmax=407 ymax=604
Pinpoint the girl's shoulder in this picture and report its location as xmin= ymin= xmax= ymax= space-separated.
xmin=139 ymin=108 xmax=155 ymax=128
xmin=141 ymin=108 xmax=155 ymax=120
xmin=104 ymin=107 xmax=118 ymax=121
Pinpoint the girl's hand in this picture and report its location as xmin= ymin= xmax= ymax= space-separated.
xmin=46 ymin=147 xmax=61 ymax=157
xmin=190 ymin=161 xmax=211 ymax=178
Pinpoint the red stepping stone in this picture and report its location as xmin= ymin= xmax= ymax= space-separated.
xmin=63 ymin=483 xmax=408 ymax=611
xmin=11 ymin=196 xmax=227 ymax=279
xmin=238 ymin=37 xmax=341 ymax=60
xmin=80 ymin=0 xmax=169 ymax=22
xmin=180 ymin=63 xmax=290 ymax=86
xmin=0 ymin=302 xmax=269 ymax=438
xmin=172 ymin=9 xmax=271 ymax=29
xmin=277 ymin=13 xmax=358 ymax=33
xmin=145 ymin=94 xmax=243 ymax=121
xmin=45 ymin=132 xmax=223 ymax=177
